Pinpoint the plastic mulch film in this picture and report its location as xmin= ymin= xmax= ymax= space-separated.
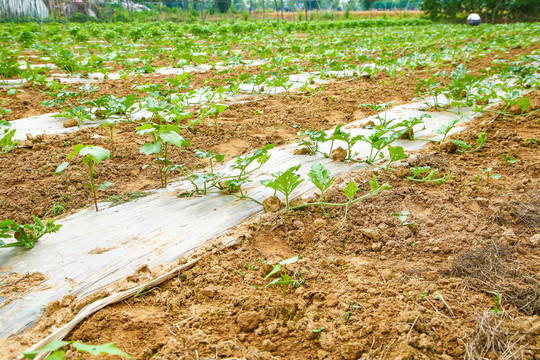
xmin=0 ymin=98 xmax=477 ymax=337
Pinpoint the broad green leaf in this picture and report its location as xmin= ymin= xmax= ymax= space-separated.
xmin=517 ymin=96 xmax=530 ymax=112
xmin=279 ymin=255 xmax=299 ymax=265
xmin=55 ymin=162 xmax=70 ymax=174
xmin=140 ymin=142 xmax=161 ymax=156
xmin=388 ymin=145 xmax=407 ymax=162
xmin=23 ymin=340 xmax=71 ymax=359
xmin=44 ymin=351 xmax=66 ymax=360
xmin=97 ymin=181 xmax=113 ymax=191
xmin=342 ymin=181 xmax=358 ymax=201
xmin=72 ymin=342 xmax=131 ymax=358
xmin=452 ymin=140 xmax=471 ymax=150
xmin=7 ymin=89 xmax=16 ymax=96
xmin=159 ymin=130 xmax=189 ymax=148
xmin=490 ymin=173 xmax=502 ymax=180
xmin=67 ymin=144 xmax=86 ymax=160
xmin=79 ymin=146 xmax=110 ymax=163
xmin=307 ymin=163 xmax=333 ymax=193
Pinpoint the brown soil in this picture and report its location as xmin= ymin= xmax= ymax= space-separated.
xmin=0 ymin=272 xmax=49 ymax=308
xmin=3 ymin=94 xmax=539 ymax=359
xmin=0 ymin=43 xmax=539 ymax=360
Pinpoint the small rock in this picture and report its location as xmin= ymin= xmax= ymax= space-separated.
xmin=25 ymin=133 xmax=34 ymax=141
xmin=293 ymin=147 xmax=311 ymax=155
xmin=63 ymin=118 xmax=78 ymax=128
xmin=371 ymin=242 xmax=383 ymax=252
xmin=363 ymin=120 xmax=375 ymax=128
xmin=360 ymin=228 xmax=381 ymax=241
xmin=440 ymin=141 xmax=457 ymax=153
xmin=262 ymin=339 xmax=277 ymax=351
xmin=400 ymin=128 xmax=414 ymax=140
xmin=502 ymin=228 xmax=517 ymax=244
xmin=530 ymin=234 xmax=540 ymax=246
xmin=406 ymin=223 xmax=418 ymax=234
xmin=200 ymin=286 xmax=217 ymax=298
xmin=237 ymin=311 xmax=263 ymax=332
xmin=331 ymin=147 xmax=347 ymax=162
xmin=262 ymin=196 xmax=281 ymax=212
xmin=422 ymin=271 xmax=438 ymax=281
xmin=313 ymin=218 xmax=327 ymax=227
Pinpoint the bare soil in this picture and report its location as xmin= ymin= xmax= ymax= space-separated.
xmin=0 ymin=46 xmax=539 ymax=360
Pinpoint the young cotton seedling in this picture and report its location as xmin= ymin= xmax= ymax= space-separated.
xmin=478 ymin=167 xmax=501 ymax=185
xmin=56 ymin=145 xmax=112 ymax=211
xmin=199 ymin=103 xmax=229 ymax=131
xmin=392 ymin=210 xmax=413 ymax=226
xmin=265 ymin=256 xmax=300 ymax=307
xmin=137 ymin=123 xmax=190 ymax=188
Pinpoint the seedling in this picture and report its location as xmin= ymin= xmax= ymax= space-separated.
xmin=307 ymin=163 xmax=334 ymax=202
xmin=0 ymin=216 xmax=62 ymax=249
xmin=312 ymin=327 xmax=325 ymax=339
xmin=385 ymin=145 xmax=408 ymax=171
xmin=199 ymin=103 xmax=228 ymax=131
xmin=358 ymin=101 xmax=395 ymax=127
xmin=297 ymin=129 xmax=328 ymax=156
xmin=262 ymin=165 xmax=304 ymax=210
xmin=137 ymin=123 xmax=190 ymax=188
xmin=391 ymin=114 xmax=429 ymax=140
xmin=489 ymin=293 xmax=503 ymax=315
xmin=452 ymin=132 xmax=487 ymax=153
xmin=434 ymin=118 xmax=460 ymax=142
xmin=499 ymin=154 xmax=516 ymax=165
xmin=407 ymin=166 xmax=449 ymax=183
xmin=357 ymin=129 xmax=403 ymax=164
xmin=23 ymin=340 xmax=131 ymax=359
xmin=344 ymin=302 xmax=362 ymax=322
xmin=265 ymin=256 xmax=300 ymax=306
xmin=479 ymin=167 xmax=501 ymax=185
xmin=0 ymin=120 xmax=19 ymax=153
xmin=52 ymin=106 xmax=92 ymax=127
xmin=392 ymin=210 xmax=414 ymax=226
xmin=56 ymin=145 xmax=112 ymax=211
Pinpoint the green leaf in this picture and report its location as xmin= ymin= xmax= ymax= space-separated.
xmin=79 ymin=146 xmax=110 ymax=163
xmin=342 ymin=181 xmax=359 ymax=201
xmin=23 ymin=340 xmax=71 ymax=359
xmin=307 ymin=163 xmax=333 ymax=194
xmin=44 ymin=351 xmax=66 ymax=360
xmin=517 ymin=96 xmax=530 ymax=112
xmin=55 ymin=162 xmax=70 ymax=174
xmin=72 ymin=342 xmax=131 ymax=358
xmin=159 ymin=130 xmax=189 ymax=149
xmin=7 ymin=89 xmax=16 ymax=96
xmin=140 ymin=142 xmax=162 ymax=156
xmin=388 ymin=145 xmax=407 ymax=162
xmin=490 ymin=173 xmax=502 ymax=180
xmin=97 ymin=181 xmax=113 ymax=191
xmin=279 ymin=255 xmax=299 ymax=265
xmin=452 ymin=140 xmax=471 ymax=151
xmin=67 ymin=144 xmax=85 ymax=160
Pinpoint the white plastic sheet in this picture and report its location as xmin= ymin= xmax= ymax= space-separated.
xmin=0 ymin=99 xmax=475 ymax=337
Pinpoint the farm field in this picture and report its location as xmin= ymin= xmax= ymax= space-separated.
xmin=0 ymin=19 xmax=539 ymax=359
